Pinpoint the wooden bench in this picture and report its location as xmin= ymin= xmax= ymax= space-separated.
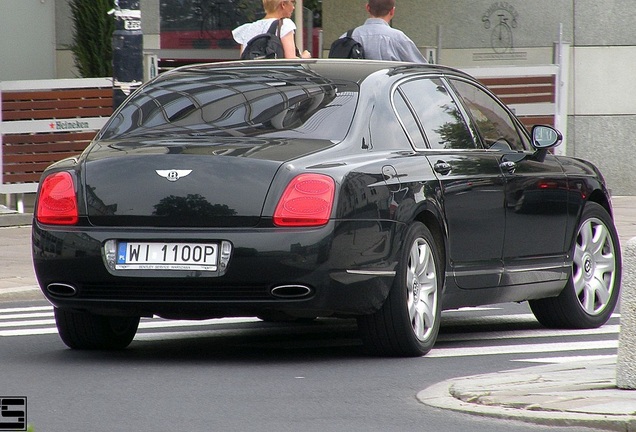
xmin=0 ymin=78 xmax=113 ymax=211
xmin=478 ymin=75 xmax=556 ymax=129
xmin=2 ymin=131 xmax=99 ymax=184
xmin=462 ymin=65 xmax=564 ymax=133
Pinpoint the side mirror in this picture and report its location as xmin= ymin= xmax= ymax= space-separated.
xmin=531 ymin=125 xmax=562 ymax=149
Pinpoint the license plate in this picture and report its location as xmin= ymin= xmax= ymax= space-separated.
xmin=116 ymin=242 xmax=218 ymax=271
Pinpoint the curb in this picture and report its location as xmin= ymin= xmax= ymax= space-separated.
xmin=0 ymin=213 xmax=32 ymax=228
xmin=0 ymin=286 xmax=44 ymax=302
xmin=417 ymin=373 xmax=636 ymax=432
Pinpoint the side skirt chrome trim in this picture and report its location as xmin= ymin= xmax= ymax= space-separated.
xmin=346 ymin=270 xmax=396 ymax=276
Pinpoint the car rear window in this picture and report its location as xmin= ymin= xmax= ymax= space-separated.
xmin=99 ymin=67 xmax=359 ymax=142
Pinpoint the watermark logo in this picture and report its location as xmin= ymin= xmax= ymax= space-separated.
xmin=0 ymin=397 xmax=27 ymax=431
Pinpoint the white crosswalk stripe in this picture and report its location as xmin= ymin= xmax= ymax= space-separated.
xmin=431 ymin=309 xmax=620 ymax=360
xmin=0 ymin=305 xmax=52 ymax=315
xmin=0 ymin=306 xmax=57 ymax=336
xmin=427 ymin=339 xmax=618 ymax=358
xmin=514 ymin=354 xmax=617 ymax=364
xmin=438 ymin=324 xmax=620 ymax=342
xmin=0 ymin=305 xmax=262 ymax=337
xmin=0 ymin=305 xmax=621 ymax=363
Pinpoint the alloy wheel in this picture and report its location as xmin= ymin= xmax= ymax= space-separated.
xmin=573 ymin=216 xmax=617 ymax=315
xmin=406 ymin=238 xmax=438 ymax=341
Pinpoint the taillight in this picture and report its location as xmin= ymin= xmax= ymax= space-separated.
xmin=36 ymin=172 xmax=79 ymax=225
xmin=273 ymin=174 xmax=335 ymax=227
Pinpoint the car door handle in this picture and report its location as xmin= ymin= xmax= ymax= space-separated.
xmin=500 ymin=160 xmax=516 ymax=173
xmin=434 ymin=161 xmax=452 ymax=175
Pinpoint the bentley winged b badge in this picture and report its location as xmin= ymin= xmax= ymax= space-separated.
xmin=155 ymin=169 xmax=192 ymax=182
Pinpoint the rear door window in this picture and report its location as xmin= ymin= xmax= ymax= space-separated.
xmin=396 ymin=78 xmax=476 ymax=150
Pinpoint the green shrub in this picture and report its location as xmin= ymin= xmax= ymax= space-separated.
xmin=70 ymin=0 xmax=115 ymax=77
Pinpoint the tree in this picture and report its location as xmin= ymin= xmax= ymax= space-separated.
xmin=70 ymin=0 xmax=115 ymax=77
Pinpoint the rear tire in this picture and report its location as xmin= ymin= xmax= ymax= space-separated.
xmin=358 ymin=222 xmax=442 ymax=357
xmin=529 ymin=202 xmax=621 ymax=328
xmin=54 ymin=308 xmax=140 ymax=350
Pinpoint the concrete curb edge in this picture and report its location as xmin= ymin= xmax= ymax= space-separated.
xmin=0 ymin=213 xmax=33 ymax=228
xmin=417 ymin=381 xmax=636 ymax=431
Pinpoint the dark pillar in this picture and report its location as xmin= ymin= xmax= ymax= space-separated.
xmin=111 ymin=0 xmax=143 ymax=109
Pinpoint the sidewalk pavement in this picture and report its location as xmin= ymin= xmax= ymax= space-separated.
xmin=419 ymin=357 xmax=636 ymax=431
xmin=2 ymin=197 xmax=636 ymax=430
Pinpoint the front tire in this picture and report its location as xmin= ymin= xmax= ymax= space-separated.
xmin=54 ymin=308 xmax=140 ymax=350
xmin=358 ymin=222 xmax=442 ymax=357
xmin=529 ymin=202 xmax=621 ymax=328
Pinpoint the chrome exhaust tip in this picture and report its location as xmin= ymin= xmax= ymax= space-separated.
xmin=47 ymin=283 xmax=78 ymax=297
xmin=270 ymin=285 xmax=313 ymax=299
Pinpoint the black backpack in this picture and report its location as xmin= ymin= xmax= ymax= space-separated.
xmin=240 ymin=19 xmax=284 ymax=60
xmin=328 ymin=29 xmax=365 ymax=59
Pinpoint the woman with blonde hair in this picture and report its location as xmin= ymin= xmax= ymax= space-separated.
xmin=232 ymin=0 xmax=311 ymax=59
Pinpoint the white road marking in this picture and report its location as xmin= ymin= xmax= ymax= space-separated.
xmin=0 ymin=306 xmax=622 ymax=365
xmin=427 ymin=340 xmax=618 ymax=358
xmin=139 ymin=317 xmax=262 ymax=330
xmin=0 ymin=318 xmax=55 ymax=328
xmin=513 ymin=354 xmax=617 ymax=364
xmin=438 ymin=324 xmax=619 ymax=342
xmin=0 ymin=312 xmax=53 ymax=320
xmin=0 ymin=305 xmax=53 ymax=314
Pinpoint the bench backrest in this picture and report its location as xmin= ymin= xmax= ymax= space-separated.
xmin=0 ymin=78 xmax=112 ymax=194
xmin=463 ymin=65 xmax=562 ymax=133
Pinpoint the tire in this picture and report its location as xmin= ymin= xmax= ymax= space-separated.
xmin=529 ymin=202 xmax=621 ymax=328
xmin=54 ymin=308 xmax=140 ymax=350
xmin=357 ymin=222 xmax=442 ymax=357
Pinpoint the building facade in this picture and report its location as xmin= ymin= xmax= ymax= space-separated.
xmin=323 ymin=0 xmax=636 ymax=196
xmin=0 ymin=0 xmax=634 ymax=195
xmin=0 ymin=0 xmax=56 ymax=80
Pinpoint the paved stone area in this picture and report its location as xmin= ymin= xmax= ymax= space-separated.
xmin=419 ymin=357 xmax=636 ymax=431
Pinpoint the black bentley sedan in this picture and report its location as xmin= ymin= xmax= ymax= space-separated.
xmin=32 ymin=60 xmax=621 ymax=357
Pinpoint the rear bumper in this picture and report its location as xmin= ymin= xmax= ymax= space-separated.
xmin=32 ymin=220 xmax=402 ymax=319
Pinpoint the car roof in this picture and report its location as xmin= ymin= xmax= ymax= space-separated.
xmin=163 ymin=59 xmax=474 ymax=85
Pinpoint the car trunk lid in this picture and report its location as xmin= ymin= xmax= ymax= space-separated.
xmin=82 ymin=136 xmax=334 ymax=227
